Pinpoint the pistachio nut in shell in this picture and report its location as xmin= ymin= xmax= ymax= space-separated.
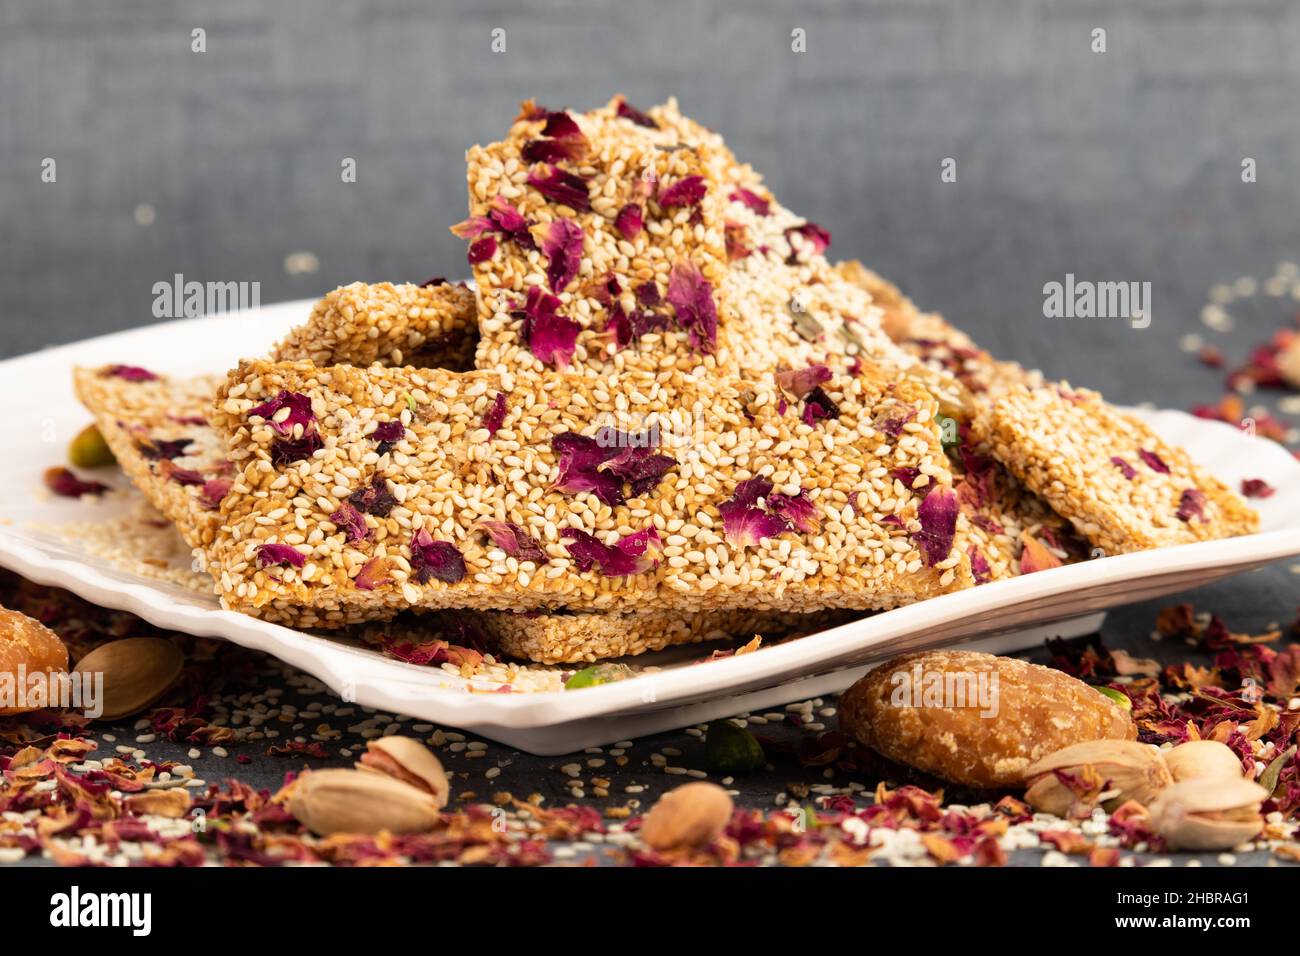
xmin=356 ymin=736 xmax=450 ymax=808
xmin=640 ymin=782 xmax=734 ymax=851
xmin=289 ymin=768 xmax=442 ymax=836
xmin=73 ymin=637 xmax=183 ymax=720
xmin=1147 ymin=777 xmax=1268 ymax=851
xmin=1164 ymin=740 xmax=1245 ymax=783
xmin=1024 ymin=740 xmax=1172 ymax=816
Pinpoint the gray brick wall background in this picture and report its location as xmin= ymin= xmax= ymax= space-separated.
xmin=3 ymin=0 xmax=1299 ymax=409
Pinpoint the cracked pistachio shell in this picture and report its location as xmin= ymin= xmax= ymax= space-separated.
xmin=289 ymin=768 xmax=441 ymax=836
xmin=356 ymin=736 xmax=450 ymax=809
xmin=1147 ymin=777 xmax=1268 ymax=851
xmin=1163 ymin=740 xmax=1245 ymax=783
xmin=1024 ymin=740 xmax=1172 ymax=815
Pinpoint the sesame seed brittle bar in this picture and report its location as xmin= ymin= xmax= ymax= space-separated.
xmin=462 ymin=97 xmax=924 ymax=391
xmin=464 ymin=98 xmax=733 ymax=384
xmin=72 ymin=365 xmax=233 ymax=550
xmin=72 ymin=365 xmax=849 ymax=663
xmin=208 ymin=359 xmax=972 ymax=626
xmin=270 ymin=280 xmax=479 ymax=372
xmin=835 ymin=261 xmax=1259 ymax=554
xmin=976 ymin=383 xmax=1258 ymax=554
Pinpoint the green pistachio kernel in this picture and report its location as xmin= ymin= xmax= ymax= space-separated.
xmin=1095 ymin=686 xmax=1132 ymax=711
xmin=705 ymin=719 xmax=765 ymax=773
xmin=68 ymin=424 xmax=116 ymax=469
xmin=564 ymin=663 xmax=634 ymax=690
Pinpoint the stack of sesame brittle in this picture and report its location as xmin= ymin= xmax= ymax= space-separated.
xmin=72 ymin=95 xmax=1258 ymax=668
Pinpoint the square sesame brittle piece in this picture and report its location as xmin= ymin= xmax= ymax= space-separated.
xmin=271 ymin=281 xmax=479 ymax=371
xmin=72 ymin=366 xmax=846 ymax=662
xmin=208 ymin=359 xmax=972 ymax=626
xmin=976 ymin=383 xmax=1258 ymax=554
xmin=73 ymin=365 xmax=233 ymax=551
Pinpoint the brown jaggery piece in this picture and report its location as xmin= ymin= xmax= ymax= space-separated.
xmin=271 ymin=281 xmax=479 ymax=371
xmin=0 ymin=605 xmax=70 ymax=715
xmin=208 ymin=359 xmax=972 ymax=625
xmin=838 ymin=650 xmax=1135 ymax=788
xmin=975 ymin=382 xmax=1259 ymax=554
xmin=72 ymin=367 xmax=232 ymax=550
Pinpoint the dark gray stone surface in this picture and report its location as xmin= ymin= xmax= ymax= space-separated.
xmin=2 ymin=0 xmax=1298 ymax=866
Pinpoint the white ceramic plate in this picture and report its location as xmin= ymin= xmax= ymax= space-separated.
xmin=2 ymin=301 xmax=1299 ymax=754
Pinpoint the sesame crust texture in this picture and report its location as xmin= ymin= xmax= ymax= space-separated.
xmin=271 ymin=281 xmax=479 ymax=371
xmin=471 ymin=608 xmax=854 ymax=666
xmin=976 ymin=383 xmax=1259 ymax=554
xmin=208 ymin=359 xmax=972 ymax=625
xmin=73 ymin=366 xmax=232 ymax=550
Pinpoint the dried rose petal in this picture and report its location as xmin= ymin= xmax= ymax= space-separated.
xmin=474 ymin=520 xmax=547 ymax=563
xmin=725 ymin=221 xmax=751 ymax=261
xmin=1241 ymin=478 xmax=1275 ymax=499
xmin=105 ymin=365 xmax=159 ymax=382
xmin=785 ymin=223 xmax=831 ymax=258
xmin=269 ymin=430 xmax=323 ymax=466
xmin=372 ymin=420 xmax=405 ymax=456
xmin=729 ymin=188 xmax=771 ymax=215
xmin=1176 ymin=488 xmax=1207 ymax=523
xmin=635 ymin=282 xmax=661 ymax=308
xmin=542 ymin=218 xmax=584 ymax=292
xmin=615 ymin=98 xmax=657 ymax=128
xmin=482 ymin=393 xmax=507 ymax=437
xmin=349 ymin=475 xmax=397 ymax=518
xmin=248 ymin=390 xmax=315 ymax=436
xmin=599 ymin=444 xmax=676 ymax=497
xmin=44 ymin=467 xmax=109 ymax=498
xmin=1019 ymin=533 xmax=1063 ymax=574
xmin=514 ymin=286 xmax=581 ymax=368
xmin=665 ymin=260 xmax=718 ymax=353
xmin=891 ymin=466 xmax=921 ymax=488
xmin=551 ymin=432 xmax=627 ymax=506
xmin=719 ymin=477 xmax=787 ymax=548
xmin=158 ymin=460 xmax=205 ymax=486
xmin=1110 ymin=456 xmax=1137 ymax=480
xmin=801 ymin=387 xmax=840 ymax=426
xmin=256 ymin=543 xmax=306 ymax=570
xmin=467 ymin=235 xmax=497 ymax=265
xmin=969 ymin=548 xmax=993 ymax=584
xmin=522 ymin=110 xmax=588 ymax=163
xmin=410 ymin=529 xmax=467 ymax=585
xmin=605 ymin=303 xmax=669 ymax=351
xmin=449 ymin=215 xmax=494 ymax=240
xmin=913 ymin=487 xmax=958 ymax=566
xmin=775 ymin=364 xmax=832 ymax=400
xmin=137 ymin=437 xmax=194 ymax=460
xmin=420 ymin=277 xmax=448 ymax=287
xmin=199 ymin=477 xmax=232 ymax=511
xmin=767 ymin=489 xmax=821 ymax=534
xmin=527 ymin=164 xmax=591 ymax=212
xmin=562 ymin=527 xmax=661 ymax=577
xmin=614 ymin=203 xmax=643 ymax=240
xmin=488 ymin=196 xmax=536 ymax=249
xmin=354 ymin=556 xmax=393 ymax=591
xmin=657 ymin=175 xmax=707 ymax=209
xmin=1137 ymin=449 xmax=1170 ymax=474
xmin=872 ymin=405 xmax=915 ymax=437
xmin=330 ymin=502 xmax=370 ymax=543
